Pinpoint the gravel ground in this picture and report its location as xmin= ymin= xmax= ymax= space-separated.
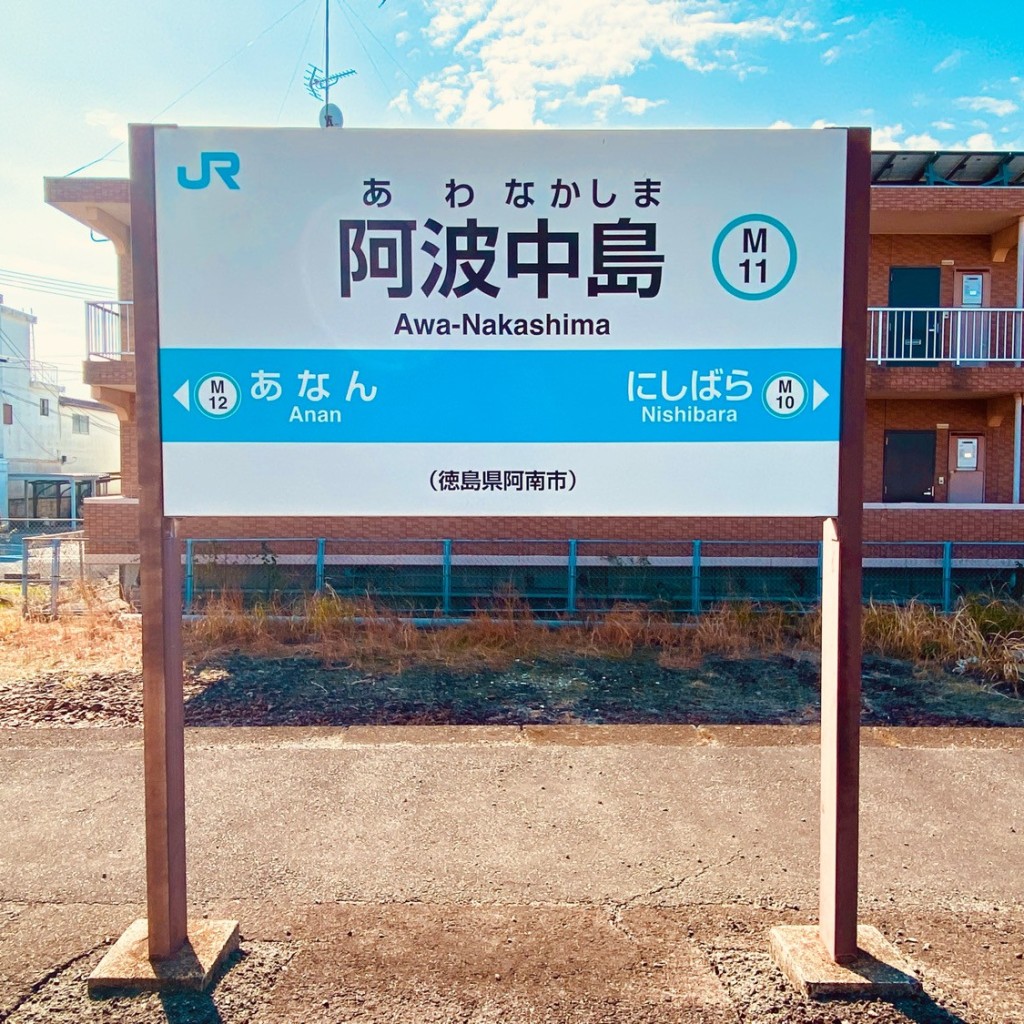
xmin=0 ymin=652 xmax=1021 ymax=729
xmin=2 ymin=908 xmax=1015 ymax=1024
xmin=1 ymin=942 xmax=292 ymax=1024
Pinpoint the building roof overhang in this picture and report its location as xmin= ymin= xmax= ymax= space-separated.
xmin=43 ymin=177 xmax=130 ymax=250
xmin=869 ymin=185 xmax=1023 ymax=257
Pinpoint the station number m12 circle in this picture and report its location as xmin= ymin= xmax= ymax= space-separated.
xmin=196 ymin=374 xmax=240 ymax=419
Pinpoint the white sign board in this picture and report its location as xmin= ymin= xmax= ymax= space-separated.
xmin=153 ymin=127 xmax=848 ymax=516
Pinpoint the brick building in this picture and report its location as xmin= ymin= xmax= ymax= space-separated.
xmin=43 ymin=147 xmax=1024 ymax=606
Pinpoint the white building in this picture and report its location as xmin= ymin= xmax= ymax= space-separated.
xmin=0 ymin=298 xmax=120 ymax=522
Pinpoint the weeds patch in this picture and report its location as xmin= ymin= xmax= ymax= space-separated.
xmin=1 ymin=586 xmax=1023 ymax=696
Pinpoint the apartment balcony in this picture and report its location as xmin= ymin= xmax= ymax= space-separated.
xmin=84 ymin=300 xmax=134 ymax=392
xmin=86 ymin=300 xmax=133 ymax=358
xmin=866 ymin=307 xmax=1024 ymax=397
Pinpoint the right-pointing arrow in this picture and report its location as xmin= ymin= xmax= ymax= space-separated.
xmin=173 ymin=380 xmax=190 ymax=411
xmin=812 ymin=380 xmax=829 ymax=411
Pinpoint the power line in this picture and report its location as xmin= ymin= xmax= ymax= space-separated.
xmin=65 ymin=0 xmax=316 ymax=176
xmin=334 ymin=0 xmax=405 ymax=117
xmin=0 ymin=377 xmax=121 ymax=438
xmin=0 ymin=389 xmax=62 ymax=459
xmin=338 ymin=0 xmax=419 ymax=90
xmin=278 ymin=0 xmax=325 ymax=122
xmin=0 ymin=267 xmax=115 ymax=301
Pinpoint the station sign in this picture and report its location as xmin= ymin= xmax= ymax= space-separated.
xmin=153 ymin=127 xmax=849 ymax=516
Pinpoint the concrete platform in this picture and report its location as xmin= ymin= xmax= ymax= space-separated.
xmin=770 ymin=924 xmax=922 ymax=999
xmin=87 ymin=918 xmax=239 ymax=993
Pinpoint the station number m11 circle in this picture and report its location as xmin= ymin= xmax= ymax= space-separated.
xmin=712 ymin=214 xmax=798 ymax=301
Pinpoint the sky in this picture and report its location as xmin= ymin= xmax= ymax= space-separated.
xmin=1 ymin=0 xmax=1022 ymax=395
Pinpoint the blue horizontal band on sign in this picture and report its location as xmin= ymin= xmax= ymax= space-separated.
xmin=159 ymin=348 xmax=842 ymax=444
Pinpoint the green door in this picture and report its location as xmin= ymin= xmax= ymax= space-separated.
xmin=883 ymin=430 xmax=936 ymax=503
xmin=887 ymin=267 xmax=942 ymax=362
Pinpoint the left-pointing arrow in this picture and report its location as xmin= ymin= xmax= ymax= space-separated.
xmin=173 ymin=381 xmax=190 ymax=411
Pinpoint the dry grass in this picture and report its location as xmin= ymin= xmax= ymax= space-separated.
xmin=180 ymin=593 xmax=803 ymax=673
xmin=860 ymin=596 xmax=1024 ymax=690
xmin=0 ymin=583 xmax=141 ymax=678
xmin=178 ymin=592 xmax=1024 ymax=692
xmin=862 ymin=599 xmax=962 ymax=663
xmin=0 ymin=583 xmax=1023 ymax=694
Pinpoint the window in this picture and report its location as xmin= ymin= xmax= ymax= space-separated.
xmin=39 ymin=398 xmax=50 ymax=417
xmin=2 ymin=403 xmax=11 ymax=425
xmin=72 ymin=413 xmax=90 ymax=435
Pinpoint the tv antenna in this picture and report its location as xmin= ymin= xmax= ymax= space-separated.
xmin=305 ymin=0 xmax=356 ymax=126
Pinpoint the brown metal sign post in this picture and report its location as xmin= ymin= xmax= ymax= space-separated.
xmin=132 ymin=123 xmax=189 ymax=962
xmin=822 ymin=124 xmax=870 ymax=961
xmin=772 ymin=130 xmax=918 ymax=997
xmin=87 ymin=124 xmax=239 ymax=992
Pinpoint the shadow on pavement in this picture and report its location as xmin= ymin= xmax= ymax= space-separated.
xmin=885 ymin=996 xmax=969 ymax=1024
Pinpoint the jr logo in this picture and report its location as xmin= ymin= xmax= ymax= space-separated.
xmin=176 ymin=152 xmax=241 ymax=190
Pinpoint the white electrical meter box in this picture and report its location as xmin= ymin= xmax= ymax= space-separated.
xmin=961 ymin=274 xmax=984 ymax=307
xmin=956 ymin=437 xmax=978 ymax=470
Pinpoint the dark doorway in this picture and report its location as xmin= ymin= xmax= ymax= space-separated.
xmin=887 ymin=267 xmax=942 ymax=362
xmin=883 ymin=430 xmax=936 ymax=502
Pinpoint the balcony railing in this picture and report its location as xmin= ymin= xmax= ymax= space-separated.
xmin=29 ymin=360 xmax=60 ymax=387
xmin=868 ymin=307 xmax=1024 ymax=364
xmin=85 ymin=300 xmax=133 ymax=359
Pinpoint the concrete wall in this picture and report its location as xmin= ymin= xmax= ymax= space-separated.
xmin=58 ymin=402 xmax=120 ymax=478
xmin=0 ymin=305 xmax=61 ymax=479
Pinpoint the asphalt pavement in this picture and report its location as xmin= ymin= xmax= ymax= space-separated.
xmin=0 ymin=724 xmax=1022 ymax=1022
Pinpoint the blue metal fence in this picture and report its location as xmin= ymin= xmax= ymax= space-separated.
xmin=0 ymin=519 xmax=82 ymax=562
xmin=180 ymin=537 xmax=1024 ymax=616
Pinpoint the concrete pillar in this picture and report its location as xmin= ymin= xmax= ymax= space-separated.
xmin=1015 ymin=394 xmax=1022 ymax=505
xmin=1017 ymin=215 xmax=1024 ymax=308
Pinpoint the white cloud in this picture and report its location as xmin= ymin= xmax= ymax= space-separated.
xmin=821 ymin=46 xmax=840 ymax=64
xmin=932 ymin=50 xmax=962 ymax=73
xmin=580 ymin=84 xmax=623 ymax=119
xmin=965 ymin=132 xmax=996 ymax=150
xmin=870 ymin=124 xmax=905 ymax=148
xmin=389 ymin=89 xmax=412 ymax=114
xmin=395 ymin=30 xmax=410 ymax=46
xmin=85 ymin=109 xmax=128 ymax=142
xmin=955 ymin=95 xmax=1019 ymax=117
xmin=545 ymin=83 xmax=666 ymax=121
xmin=869 ymin=123 xmax=1015 ymax=152
xmin=621 ymin=94 xmax=666 ymax=115
xmin=904 ymin=132 xmax=943 ymax=149
xmin=833 ymin=15 xmax=854 ymax=25
xmin=767 ymin=118 xmax=834 ymax=130
xmin=415 ymin=0 xmax=816 ymax=126
xmin=931 ymin=120 xmax=955 ymax=131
